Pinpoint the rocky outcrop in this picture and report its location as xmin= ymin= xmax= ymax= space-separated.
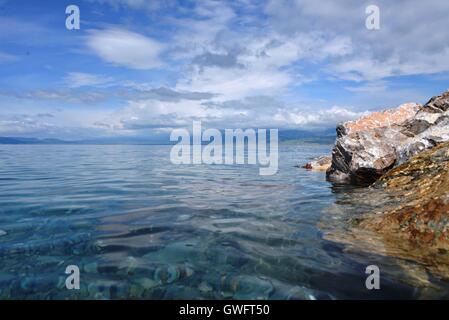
xmin=326 ymin=103 xmax=420 ymax=184
xmin=318 ymin=90 xmax=449 ymax=284
xmin=326 ymin=90 xmax=449 ymax=184
xmin=360 ymin=141 xmax=449 ymax=250
xmin=321 ymin=141 xmax=449 ymax=283
xmin=302 ymin=156 xmax=332 ymax=171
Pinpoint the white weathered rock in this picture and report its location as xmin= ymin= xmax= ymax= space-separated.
xmin=397 ymin=91 xmax=449 ymax=164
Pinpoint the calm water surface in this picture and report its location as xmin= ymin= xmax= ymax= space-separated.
xmin=0 ymin=144 xmax=447 ymax=299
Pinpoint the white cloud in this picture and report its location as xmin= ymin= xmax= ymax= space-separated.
xmin=178 ymin=66 xmax=292 ymax=101
xmin=176 ymin=32 xmax=352 ymax=101
xmin=265 ymin=0 xmax=449 ymax=81
xmin=101 ymin=92 xmax=366 ymax=131
xmin=64 ymin=72 xmax=114 ymax=88
xmin=273 ymin=106 xmax=368 ymax=127
xmin=86 ymin=28 xmax=165 ymax=70
xmin=4 ymin=0 xmax=449 ymax=138
xmin=0 ymin=89 xmax=108 ymax=104
xmin=87 ymin=0 xmax=165 ymax=10
xmin=345 ymin=81 xmax=389 ymax=93
xmin=0 ymin=51 xmax=18 ymax=63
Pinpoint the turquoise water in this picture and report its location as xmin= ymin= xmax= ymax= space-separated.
xmin=0 ymin=144 xmax=445 ymax=299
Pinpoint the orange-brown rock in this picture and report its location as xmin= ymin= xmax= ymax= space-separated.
xmin=322 ymin=141 xmax=449 ymax=282
xmin=360 ymin=141 xmax=449 ymax=250
xmin=343 ymin=103 xmax=419 ymax=135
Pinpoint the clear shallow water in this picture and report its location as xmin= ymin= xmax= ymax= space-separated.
xmin=0 ymin=144 xmax=447 ymax=299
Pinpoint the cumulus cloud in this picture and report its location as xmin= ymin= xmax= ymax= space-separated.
xmin=176 ymin=32 xmax=348 ymax=104
xmin=104 ymin=93 xmax=366 ymax=132
xmin=0 ymin=118 xmax=56 ymax=135
xmin=3 ymin=0 xmax=449 ymax=138
xmin=273 ymin=106 xmax=368 ymax=128
xmin=265 ymin=0 xmax=449 ymax=81
xmin=77 ymin=0 xmax=449 ymax=133
xmin=86 ymin=28 xmax=165 ymax=70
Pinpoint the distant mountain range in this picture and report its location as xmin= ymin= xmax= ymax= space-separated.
xmin=0 ymin=137 xmax=71 ymax=144
xmin=0 ymin=129 xmax=336 ymax=145
xmin=0 ymin=137 xmax=169 ymax=145
xmin=278 ymin=128 xmax=336 ymax=143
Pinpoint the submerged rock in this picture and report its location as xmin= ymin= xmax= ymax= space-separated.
xmin=134 ymin=277 xmax=158 ymax=290
xmin=118 ymin=256 xmax=138 ymax=275
xmin=220 ymin=275 xmax=274 ymax=300
xmin=302 ymin=156 xmax=332 ymax=171
xmin=319 ymin=90 xmax=449 ymax=281
xmin=326 ymin=90 xmax=449 ymax=184
xmin=154 ymin=264 xmax=194 ymax=285
xmin=83 ymin=262 xmax=98 ymax=274
xmin=198 ymin=281 xmax=213 ymax=293
xmin=324 ymin=141 xmax=449 ymax=280
xmin=154 ymin=265 xmax=179 ymax=284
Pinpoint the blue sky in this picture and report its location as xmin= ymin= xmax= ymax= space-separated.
xmin=0 ymin=0 xmax=448 ymax=139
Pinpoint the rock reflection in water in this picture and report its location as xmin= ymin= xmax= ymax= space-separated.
xmin=321 ymin=182 xmax=449 ymax=298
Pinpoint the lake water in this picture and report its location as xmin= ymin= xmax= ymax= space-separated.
xmin=0 ymin=144 xmax=447 ymax=299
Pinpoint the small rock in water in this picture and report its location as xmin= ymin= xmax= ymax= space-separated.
xmin=177 ymin=214 xmax=191 ymax=221
xmin=0 ymin=230 xmax=7 ymax=237
xmin=301 ymin=156 xmax=332 ymax=171
xmin=163 ymin=285 xmax=202 ymax=299
xmin=129 ymin=284 xmax=145 ymax=298
xmin=20 ymin=277 xmax=38 ymax=293
xmin=135 ymin=278 xmax=158 ymax=290
xmin=83 ymin=262 xmax=98 ymax=273
xmin=220 ymin=275 xmax=274 ymax=300
xmin=198 ymin=281 xmax=213 ymax=293
xmin=119 ymin=256 xmax=138 ymax=275
xmin=220 ymin=291 xmax=234 ymax=299
xmin=154 ymin=265 xmax=179 ymax=284
xmin=283 ymin=285 xmax=333 ymax=300
xmin=143 ymin=240 xmax=200 ymax=263
xmin=87 ymin=281 xmax=121 ymax=300
xmin=179 ymin=265 xmax=195 ymax=278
